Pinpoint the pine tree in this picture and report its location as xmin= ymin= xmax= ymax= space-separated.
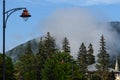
xmin=35 ymin=37 xmax=47 ymax=80
xmin=25 ymin=41 xmax=33 ymax=55
xmin=44 ymin=32 xmax=57 ymax=58
xmin=41 ymin=52 xmax=84 ymax=80
xmin=62 ymin=37 xmax=70 ymax=53
xmin=0 ymin=54 xmax=15 ymax=80
xmin=18 ymin=41 xmax=36 ymax=80
xmin=36 ymin=37 xmax=47 ymax=63
xmin=87 ymin=43 xmax=95 ymax=65
xmin=37 ymin=38 xmax=45 ymax=55
xmin=96 ymin=35 xmax=110 ymax=80
xmin=77 ymin=43 xmax=87 ymax=74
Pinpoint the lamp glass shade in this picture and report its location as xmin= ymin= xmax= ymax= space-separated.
xmin=20 ymin=9 xmax=31 ymax=21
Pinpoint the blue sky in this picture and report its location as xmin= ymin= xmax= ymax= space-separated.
xmin=0 ymin=0 xmax=120 ymax=52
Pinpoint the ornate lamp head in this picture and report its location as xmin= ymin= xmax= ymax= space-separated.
xmin=20 ymin=9 xmax=31 ymax=21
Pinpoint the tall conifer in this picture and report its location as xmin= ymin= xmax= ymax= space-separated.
xmin=62 ymin=37 xmax=70 ymax=53
xmin=96 ymin=35 xmax=110 ymax=80
xmin=77 ymin=43 xmax=87 ymax=74
xmin=19 ymin=41 xmax=35 ymax=80
xmin=87 ymin=43 xmax=95 ymax=65
xmin=35 ymin=37 xmax=46 ymax=80
xmin=44 ymin=32 xmax=57 ymax=58
xmin=25 ymin=41 xmax=33 ymax=55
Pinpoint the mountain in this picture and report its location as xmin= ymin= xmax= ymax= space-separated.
xmin=110 ymin=21 xmax=120 ymax=33
xmin=6 ymin=21 xmax=120 ymax=63
xmin=6 ymin=38 xmax=40 ymax=62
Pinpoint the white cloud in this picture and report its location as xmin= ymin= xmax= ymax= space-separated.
xmin=40 ymin=7 xmax=117 ymax=58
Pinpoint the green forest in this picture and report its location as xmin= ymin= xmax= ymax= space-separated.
xmin=0 ymin=32 xmax=116 ymax=80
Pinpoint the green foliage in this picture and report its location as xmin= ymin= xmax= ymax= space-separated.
xmin=0 ymin=54 xmax=15 ymax=80
xmin=15 ymin=42 xmax=36 ymax=80
xmin=96 ymin=35 xmax=110 ymax=80
xmin=25 ymin=41 xmax=33 ymax=55
xmin=77 ymin=43 xmax=87 ymax=74
xmin=44 ymin=32 xmax=58 ymax=58
xmin=62 ymin=37 xmax=70 ymax=53
xmin=35 ymin=37 xmax=47 ymax=80
xmin=90 ymin=73 xmax=101 ymax=80
xmin=19 ymin=54 xmax=36 ymax=80
xmin=42 ymin=52 xmax=71 ymax=80
xmin=87 ymin=43 xmax=95 ymax=65
xmin=37 ymin=37 xmax=45 ymax=55
xmin=9 ymin=33 xmax=113 ymax=80
xmin=36 ymin=37 xmax=47 ymax=64
xmin=15 ymin=32 xmax=59 ymax=80
xmin=42 ymin=52 xmax=84 ymax=80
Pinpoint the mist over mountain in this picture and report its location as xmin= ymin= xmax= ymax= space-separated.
xmin=111 ymin=22 xmax=120 ymax=32
xmin=109 ymin=22 xmax=120 ymax=55
xmin=6 ymin=38 xmax=40 ymax=62
xmin=6 ymin=21 xmax=120 ymax=62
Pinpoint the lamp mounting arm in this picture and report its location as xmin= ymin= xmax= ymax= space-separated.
xmin=5 ymin=7 xmax=26 ymax=24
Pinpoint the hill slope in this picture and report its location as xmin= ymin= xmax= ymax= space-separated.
xmin=6 ymin=38 xmax=40 ymax=62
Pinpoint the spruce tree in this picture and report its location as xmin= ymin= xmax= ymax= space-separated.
xmin=41 ymin=52 xmax=84 ymax=80
xmin=36 ymin=37 xmax=47 ymax=63
xmin=35 ymin=37 xmax=46 ymax=80
xmin=96 ymin=35 xmax=110 ymax=80
xmin=0 ymin=54 xmax=15 ymax=80
xmin=19 ymin=41 xmax=36 ymax=80
xmin=44 ymin=32 xmax=57 ymax=58
xmin=87 ymin=43 xmax=95 ymax=65
xmin=62 ymin=37 xmax=70 ymax=53
xmin=25 ymin=41 xmax=33 ymax=55
xmin=37 ymin=38 xmax=44 ymax=55
xmin=77 ymin=43 xmax=87 ymax=74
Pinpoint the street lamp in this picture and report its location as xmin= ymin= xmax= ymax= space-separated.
xmin=2 ymin=0 xmax=31 ymax=80
xmin=20 ymin=9 xmax=31 ymax=21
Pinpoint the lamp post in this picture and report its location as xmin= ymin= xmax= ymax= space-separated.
xmin=2 ymin=0 xmax=31 ymax=80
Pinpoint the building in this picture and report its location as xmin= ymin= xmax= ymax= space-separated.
xmin=115 ymin=57 xmax=120 ymax=80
